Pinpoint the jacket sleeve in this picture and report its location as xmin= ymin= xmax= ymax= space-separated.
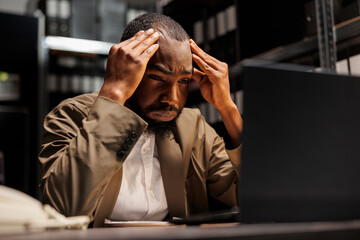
xmin=204 ymin=121 xmax=241 ymax=207
xmin=39 ymin=95 xmax=147 ymax=219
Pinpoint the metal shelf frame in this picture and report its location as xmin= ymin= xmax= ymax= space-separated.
xmin=250 ymin=16 xmax=360 ymax=63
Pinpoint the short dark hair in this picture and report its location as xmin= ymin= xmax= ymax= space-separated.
xmin=121 ymin=13 xmax=189 ymax=42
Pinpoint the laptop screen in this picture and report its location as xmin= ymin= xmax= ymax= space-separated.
xmin=239 ymin=60 xmax=360 ymax=223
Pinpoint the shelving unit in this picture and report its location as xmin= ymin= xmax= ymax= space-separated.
xmin=44 ymin=36 xmax=114 ymax=110
xmin=39 ymin=0 xmax=157 ymax=112
xmin=250 ymin=16 xmax=360 ymax=68
xmin=0 ymin=12 xmax=45 ymax=198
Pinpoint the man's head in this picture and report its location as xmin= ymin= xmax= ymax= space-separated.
xmin=121 ymin=13 xmax=189 ymax=42
xmin=123 ymin=13 xmax=193 ymax=136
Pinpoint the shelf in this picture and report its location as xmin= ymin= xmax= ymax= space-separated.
xmin=44 ymin=36 xmax=115 ymax=56
xmin=250 ymin=16 xmax=360 ymax=62
xmin=226 ymin=16 xmax=360 ymax=83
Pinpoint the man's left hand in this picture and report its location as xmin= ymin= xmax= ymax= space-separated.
xmin=190 ymin=39 xmax=233 ymax=112
xmin=190 ymin=39 xmax=242 ymax=147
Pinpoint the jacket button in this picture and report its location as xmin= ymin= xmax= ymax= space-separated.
xmin=121 ymin=144 xmax=129 ymax=151
xmin=130 ymin=132 xmax=137 ymax=139
xmin=116 ymin=150 xmax=126 ymax=159
xmin=125 ymin=138 xmax=133 ymax=145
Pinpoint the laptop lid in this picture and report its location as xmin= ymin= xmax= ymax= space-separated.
xmin=239 ymin=60 xmax=360 ymax=223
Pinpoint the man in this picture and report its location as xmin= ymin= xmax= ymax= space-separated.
xmin=39 ymin=13 xmax=242 ymax=227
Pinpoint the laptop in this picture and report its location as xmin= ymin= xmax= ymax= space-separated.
xmin=239 ymin=60 xmax=360 ymax=223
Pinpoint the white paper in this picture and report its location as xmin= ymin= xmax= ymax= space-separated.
xmin=104 ymin=219 xmax=172 ymax=227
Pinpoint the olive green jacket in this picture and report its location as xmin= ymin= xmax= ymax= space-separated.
xmin=39 ymin=92 xmax=241 ymax=227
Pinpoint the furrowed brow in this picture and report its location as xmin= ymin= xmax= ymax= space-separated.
xmin=148 ymin=63 xmax=192 ymax=76
xmin=148 ymin=64 xmax=172 ymax=75
xmin=182 ymin=69 xmax=193 ymax=75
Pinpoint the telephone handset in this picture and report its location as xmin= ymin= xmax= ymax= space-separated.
xmin=0 ymin=185 xmax=89 ymax=234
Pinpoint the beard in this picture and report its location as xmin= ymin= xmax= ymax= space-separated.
xmin=125 ymin=95 xmax=181 ymax=137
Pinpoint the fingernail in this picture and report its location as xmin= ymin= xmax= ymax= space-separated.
xmin=147 ymin=28 xmax=154 ymax=33
xmin=153 ymin=32 xmax=159 ymax=37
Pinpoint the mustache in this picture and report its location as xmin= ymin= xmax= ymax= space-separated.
xmin=146 ymin=104 xmax=181 ymax=115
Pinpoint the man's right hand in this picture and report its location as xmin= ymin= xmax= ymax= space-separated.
xmin=99 ymin=29 xmax=160 ymax=105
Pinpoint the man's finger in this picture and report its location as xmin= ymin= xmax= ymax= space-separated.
xmin=109 ymin=30 xmax=145 ymax=54
xmin=134 ymin=31 xmax=160 ymax=55
xmin=192 ymin=68 xmax=206 ymax=83
xmin=140 ymin=43 xmax=159 ymax=61
xmin=125 ymin=28 xmax=156 ymax=50
xmin=190 ymin=39 xmax=218 ymax=63
xmin=190 ymin=39 xmax=219 ymax=69
xmin=120 ymin=30 xmax=145 ymax=47
xmin=192 ymin=53 xmax=217 ymax=83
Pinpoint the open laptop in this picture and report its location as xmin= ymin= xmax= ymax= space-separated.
xmin=239 ymin=60 xmax=360 ymax=223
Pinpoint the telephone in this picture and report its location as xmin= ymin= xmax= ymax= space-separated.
xmin=0 ymin=185 xmax=89 ymax=234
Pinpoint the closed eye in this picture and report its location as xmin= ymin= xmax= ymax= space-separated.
xmin=149 ymin=75 xmax=165 ymax=82
xmin=178 ymin=79 xmax=190 ymax=84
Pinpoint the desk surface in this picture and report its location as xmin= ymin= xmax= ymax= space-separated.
xmin=2 ymin=221 xmax=360 ymax=240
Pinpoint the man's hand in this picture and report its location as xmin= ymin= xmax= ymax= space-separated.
xmin=190 ymin=39 xmax=242 ymax=147
xmin=99 ymin=29 xmax=160 ymax=105
xmin=190 ymin=39 xmax=232 ymax=111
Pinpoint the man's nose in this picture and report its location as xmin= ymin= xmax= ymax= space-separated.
xmin=160 ymin=85 xmax=180 ymax=106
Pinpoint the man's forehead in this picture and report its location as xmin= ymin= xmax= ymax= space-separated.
xmin=148 ymin=63 xmax=192 ymax=75
xmin=156 ymin=31 xmax=190 ymax=50
xmin=149 ymin=33 xmax=193 ymax=74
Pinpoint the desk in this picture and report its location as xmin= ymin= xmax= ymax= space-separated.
xmin=2 ymin=221 xmax=360 ymax=240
